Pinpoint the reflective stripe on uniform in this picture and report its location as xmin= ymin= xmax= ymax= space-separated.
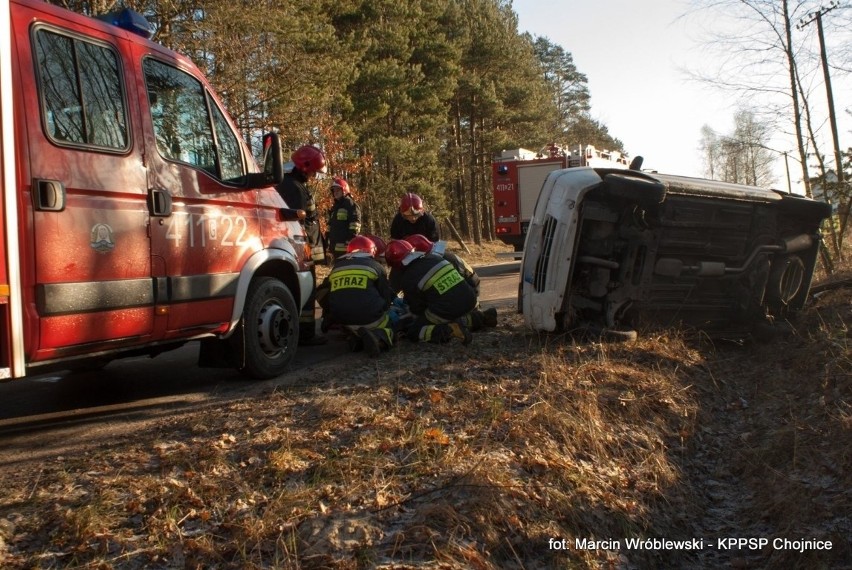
xmin=417 ymin=259 xmax=449 ymax=290
xmin=422 ymin=262 xmax=463 ymax=295
xmin=424 ymin=308 xmax=450 ymax=324
xmin=329 ymin=266 xmax=377 ymax=291
xmin=419 ymin=324 xmax=437 ymax=342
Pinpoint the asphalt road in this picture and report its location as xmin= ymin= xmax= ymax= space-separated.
xmin=0 ymin=262 xmax=520 ymax=435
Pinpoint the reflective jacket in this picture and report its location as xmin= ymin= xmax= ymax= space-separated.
xmin=390 ymin=250 xmax=479 ymax=297
xmin=327 ymin=195 xmax=362 ymax=254
xmin=397 ymin=253 xmax=476 ymax=320
xmin=318 ymin=254 xmax=394 ymax=326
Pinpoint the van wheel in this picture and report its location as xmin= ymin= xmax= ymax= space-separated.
xmin=233 ymin=277 xmax=299 ymax=379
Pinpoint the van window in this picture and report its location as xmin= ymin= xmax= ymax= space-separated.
xmin=143 ymin=59 xmax=246 ymax=183
xmin=35 ymin=28 xmax=129 ymax=150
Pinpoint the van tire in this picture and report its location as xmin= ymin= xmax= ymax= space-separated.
xmin=234 ymin=277 xmax=299 ymax=379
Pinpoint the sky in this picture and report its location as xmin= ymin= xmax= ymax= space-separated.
xmin=510 ymin=0 xmax=851 ymax=195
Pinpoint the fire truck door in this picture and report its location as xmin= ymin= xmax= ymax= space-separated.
xmin=140 ymin=56 xmax=257 ymax=335
xmin=23 ymin=24 xmax=155 ymax=354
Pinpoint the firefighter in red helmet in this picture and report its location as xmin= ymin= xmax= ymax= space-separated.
xmin=326 ymin=177 xmax=362 ymax=260
xmin=385 ymin=239 xmax=474 ymax=345
xmin=390 ymin=192 xmax=440 ymax=242
xmin=276 ymin=145 xmax=327 ymax=345
xmin=315 ymin=235 xmax=398 ymax=356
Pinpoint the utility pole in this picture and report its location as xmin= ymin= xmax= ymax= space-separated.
xmin=799 ymin=1 xmax=843 ymax=187
xmin=800 ymin=1 xmax=845 ymax=265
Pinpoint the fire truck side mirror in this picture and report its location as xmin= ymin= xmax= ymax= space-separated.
xmin=262 ymin=131 xmax=285 ymax=185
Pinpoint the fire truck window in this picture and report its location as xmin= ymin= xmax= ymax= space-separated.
xmin=78 ymin=41 xmax=128 ymax=148
xmin=143 ymin=59 xmax=217 ymax=177
xmin=35 ymin=29 xmax=128 ymax=150
xmin=209 ymin=100 xmax=244 ymax=182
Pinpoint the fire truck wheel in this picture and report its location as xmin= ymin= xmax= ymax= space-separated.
xmin=235 ymin=276 xmax=299 ymax=379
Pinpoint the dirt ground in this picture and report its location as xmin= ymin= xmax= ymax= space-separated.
xmin=0 ymin=241 xmax=849 ymax=569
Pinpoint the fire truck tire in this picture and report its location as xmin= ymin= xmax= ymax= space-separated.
xmin=234 ymin=276 xmax=299 ymax=379
xmin=602 ymin=173 xmax=666 ymax=206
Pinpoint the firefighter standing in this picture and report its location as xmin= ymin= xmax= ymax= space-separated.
xmin=276 ymin=144 xmax=327 ymax=345
xmin=316 ymin=236 xmax=397 ymax=357
xmin=402 ymin=234 xmax=498 ymax=331
xmin=326 ymin=177 xmax=361 ymax=260
xmin=385 ymin=239 xmax=474 ymax=345
xmin=390 ymin=192 xmax=440 ymax=242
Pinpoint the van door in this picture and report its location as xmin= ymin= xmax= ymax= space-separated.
xmin=20 ymin=18 xmax=154 ymax=359
xmin=137 ymin=54 xmax=260 ymax=337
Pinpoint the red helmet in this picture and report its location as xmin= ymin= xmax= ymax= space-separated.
xmin=346 ymin=235 xmax=377 ymax=256
xmin=291 ymin=145 xmax=327 ymax=176
xmin=331 ymin=177 xmax=350 ymax=195
xmin=363 ymin=234 xmax=387 ymax=258
xmin=385 ymin=239 xmax=415 ymax=268
xmin=399 ymin=193 xmax=424 ymax=216
xmin=404 ymin=234 xmax=433 ymax=253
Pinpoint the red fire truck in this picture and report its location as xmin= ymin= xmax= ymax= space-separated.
xmin=1 ymin=0 xmax=312 ymax=380
xmin=492 ymin=144 xmax=630 ymax=251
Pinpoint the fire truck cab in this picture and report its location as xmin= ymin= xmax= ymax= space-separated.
xmin=492 ymin=144 xmax=629 ymax=251
xmin=0 ymin=0 xmax=312 ymax=380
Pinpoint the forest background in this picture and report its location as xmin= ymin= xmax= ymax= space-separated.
xmin=50 ymin=0 xmax=624 ymax=244
xmin=46 ymin=0 xmax=852 ymax=263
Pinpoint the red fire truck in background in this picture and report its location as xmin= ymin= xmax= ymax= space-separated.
xmin=492 ymin=144 xmax=631 ymax=251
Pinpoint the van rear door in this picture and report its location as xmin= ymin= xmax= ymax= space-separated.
xmin=16 ymin=7 xmax=155 ymax=361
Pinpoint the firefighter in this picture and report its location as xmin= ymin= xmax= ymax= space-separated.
xmin=276 ymin=144 xmax=327 ymax=345
xmin=390 ymin=192 xmax=440 ymax=242
xmin=326 ymin=177 xmax=361 ymax=260
xmin=315 ymin=235 xmax=397 ymax=357
xmin=403 ymin=234 xmax=498 ymax=330
xmin=385 ymin=239 xmax=474 ymax=345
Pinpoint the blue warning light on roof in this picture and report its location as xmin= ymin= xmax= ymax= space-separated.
xmin=97 ymin=8 xmax=153 ymax=39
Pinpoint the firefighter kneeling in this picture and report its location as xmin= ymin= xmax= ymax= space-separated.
xmin=316 ymin=236 xmax=398 ymax=357
xmin=385 ymin=239 xmax=475 ymax=345
xmin=402 ymin=234 xmax=497 ymax=331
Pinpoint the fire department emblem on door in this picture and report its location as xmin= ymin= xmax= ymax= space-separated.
xmin=90 ymin=223 xmax=115 ymax=253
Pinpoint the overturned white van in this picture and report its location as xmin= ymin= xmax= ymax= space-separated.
xmin=520 ymin=167 xmax=832 ymax=338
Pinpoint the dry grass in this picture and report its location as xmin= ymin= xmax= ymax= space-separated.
xmin=0 ymin=243 xmax=849 ymax=569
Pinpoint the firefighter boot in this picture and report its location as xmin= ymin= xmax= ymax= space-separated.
xmin=358 ymin=327 xmax=389 ymax=357
xmin=427 ymin=324 xmax=453 ymax=344
xmin=347 ymin=331 xmax=364 ymax=352
xmin=483 ymin=307 xmax=498 ymax=327
xmin=448 ymin=322 xmax=473 ymax=345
